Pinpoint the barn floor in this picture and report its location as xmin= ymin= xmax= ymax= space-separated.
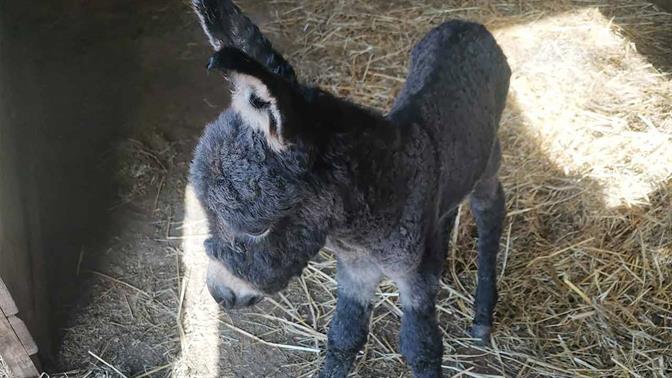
xmin=46 ymin=1 xmax=304 ymax=376
xmin=45 ymin=1 xmax=223 ymax=376
xmin=40 ymin=0 xmax=671 ymax=377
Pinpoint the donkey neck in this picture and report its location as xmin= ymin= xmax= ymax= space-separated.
xmin=323 ymin=110 xmax=436 ymax=248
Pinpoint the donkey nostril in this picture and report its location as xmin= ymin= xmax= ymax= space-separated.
xmin=208 ymin=282 xmax=236 ymax=309
xmin=243 ymin=295 xmax=263 ymax=307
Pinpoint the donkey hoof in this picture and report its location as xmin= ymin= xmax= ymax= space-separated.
xmin=470 ymin=324 xmax=492 ymax=345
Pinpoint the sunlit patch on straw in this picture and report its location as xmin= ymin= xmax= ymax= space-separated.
xmin=496 ymin=9 xmax=672 ymax=207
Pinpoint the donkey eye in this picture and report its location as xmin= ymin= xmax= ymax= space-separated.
xmin=268 ymin=112 xmax=278 ymax=137
xmin=249 ymin=93 xmax=271 ymax=109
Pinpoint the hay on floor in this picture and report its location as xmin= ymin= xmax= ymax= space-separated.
xmin=0 ymin=354 xmax=9 ymax=378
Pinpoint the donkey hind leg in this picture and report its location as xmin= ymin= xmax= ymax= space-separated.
xmin=319 ymin=257 xmax=382 ymax=378
xmin=469 ymin=176 xmax=505 ymax=344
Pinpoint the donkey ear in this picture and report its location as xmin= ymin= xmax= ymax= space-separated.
xmin=207 ymin=47 xmax=275 ymax=85
xmin=208 ymin=47 xmax=302 ymax=151
xmin=192 ymin=0 xmax=297 ymax=82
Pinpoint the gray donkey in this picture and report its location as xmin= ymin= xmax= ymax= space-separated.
xmin=189 ymin=0 xmax=510 ymax=376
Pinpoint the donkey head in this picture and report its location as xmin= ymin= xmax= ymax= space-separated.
xmin=190 ymin=0 xmax=390 ymax=308
xmin=190 ymin=49 xmax=336 ymax=308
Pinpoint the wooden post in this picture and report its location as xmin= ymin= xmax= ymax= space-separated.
xmin=1 ymin=1 xmax=53 ymax=363
xmin=0 ymin=277 xmax=39 ymax=378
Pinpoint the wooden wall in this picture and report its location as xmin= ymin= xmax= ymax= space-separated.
xmin=0 ymin=0 xmax=138 ymax=366
xmin=0 ymin=279 xmax=39 ymax=377
xmin=0 ymin=1 xmax=52 ymax=366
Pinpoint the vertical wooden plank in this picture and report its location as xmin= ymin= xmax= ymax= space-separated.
xmin=0 ymin=278 xmax=18 ymax=316
xmin=0 ymin=312 xmax=39 ymax=377
xmin=7 ymin=316 xmax=39 ymax=356
xmin=0 ymin=2 xmax=52 ymax=361
xmin=0 ymin=7 xmax=39 ymax=374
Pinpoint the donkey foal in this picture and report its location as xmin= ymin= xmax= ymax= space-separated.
xmin=189 ymin=1 xmax=511 ymax=376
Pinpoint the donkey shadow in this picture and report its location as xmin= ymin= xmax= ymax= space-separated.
xmin=598 ymin=4 xmax=672 ymax=75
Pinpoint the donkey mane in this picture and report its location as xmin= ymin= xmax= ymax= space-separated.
xmin=208 ymin=46 xmax=398 ymax=153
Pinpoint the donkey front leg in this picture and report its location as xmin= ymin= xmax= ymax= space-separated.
xmin=395 ymin=272 xmax=443 ymax=378
xmin=319 ymin=257 xmax=382 ymax=378
xmin=469 ymin=176 xmax=506 ymax=344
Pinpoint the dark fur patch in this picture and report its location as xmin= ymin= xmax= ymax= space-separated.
xmin=268 ymin=112 xmax=278 ymax=138
xmin=249 ymin=93 xmax=270 ymax=109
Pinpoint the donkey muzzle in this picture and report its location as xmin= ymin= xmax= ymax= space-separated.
xmin=206 ymin=257 xmax=264 ymax=309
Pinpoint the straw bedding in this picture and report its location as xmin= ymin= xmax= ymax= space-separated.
xmin=0 ymin=354 xmax=8 ymax=378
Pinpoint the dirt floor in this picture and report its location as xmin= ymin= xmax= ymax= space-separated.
xmin=41 ymin=0 xmax=228 ymax=375
xmin=36 ymin=0 xmax=672 ymax=377
xmin=46 ymin=1 xmax=299 ymax=376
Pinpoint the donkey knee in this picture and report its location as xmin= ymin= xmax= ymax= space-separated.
xmin=320 ymin=295 xmax=373 ymax=378
xmin=471 ymin=179 xmax=505 ymax=227
xmin=320 ymin=259 xmax=380 ymax=377
xmin=328 ymin=297 xmax=371 ymax=352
